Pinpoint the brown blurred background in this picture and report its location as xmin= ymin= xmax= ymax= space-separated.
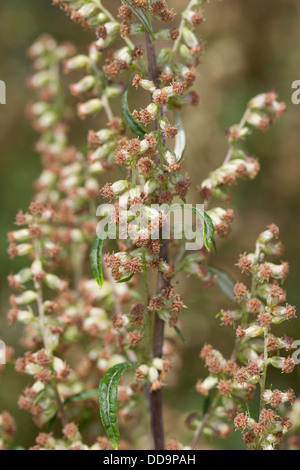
xmin=0 ymin=0 xmax=300 ymax=449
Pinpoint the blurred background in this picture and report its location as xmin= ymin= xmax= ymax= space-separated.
xmin=0 ymin=0 xmax=300 ymax=449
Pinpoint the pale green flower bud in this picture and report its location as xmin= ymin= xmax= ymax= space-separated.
xmin=30 ymin=102 xmax=50 ymax=116
xmin=38 ymin=111 xmax=58 ymax=128
xmin=155 ymin=29 xmax=171 ymax=41
xmin=53 ymin=357 xmax=65 ymax=375
xmin=143 ymin=179 xmax=157 ymax=195
xmin=146 ymin=102 xmax=159 ymax=118
xmin=104 ymin=85 xmax=122 ymax=98
xmin=44 ymin=274 xmax=67 ymax=291
xmin=95 ymin=129 xmax=117 ymax=144
xmin=129 ymin=24 xmax=144 ymax=36
xmin=95 ymin=142 xmax=117 ymax=161
xmin=183 ymin=28 xmax=199 ymax=48
xmin=115 ymin=47 xmax=132 ymax=65
xmin=269 ymin=356 xmax=285 ymax=369
xmin=77 ymin=3 xmax=97 ymax=18
xmin=14 ymin=243 xmax=33 ymax=257
xmin=157 ymin=48 xmax=173 ymax=67
xmin=30 ymin=71 xmax=53 ymax=88
xmin=15 ymin=290 xmax=37 ymax=305
xmin=32 ymin=381 xmax=45 ymax=394
xmin=152 ymin=358 xmax=164 ymax=371
xmin=78 ymin=99 xmax=103 ymax=118
xmin=17 ymin=309 xmax=35 ymax=324
xmin=244 ymin=325 xmax=264 ymax=338
xmin=36 ymin=169 xmax=56 ymax=188
xmin=89 ymin=161 xmax=105 ymax=174
xmin=199 ymin=376 xmax=219 ymax=394
xmin=8 ymin=229 xmax=30 ymax=242
xmin=25 ymin=363 xmax=42 ymax=376
xmin=64 ymin=55 xmax=90 ymax=72
xmin=31 ymin=260 xmax=44 ymax=276
xmin=111 ymin=180 xmax=130 ymax=195
xmin=141 ymin=206 xmax=160 ymax=222
xmin=89 ymin=43 xmax=102 ymax=63
xmin=96 ymin=12 xmax=107 ymax=24
xmin=138 ymin=79 xmax=156 ymax=93
xmin=149 ymin=366 xmax=159 ymax=383
xmin=70 ymin=75 xmax=96 ymax=95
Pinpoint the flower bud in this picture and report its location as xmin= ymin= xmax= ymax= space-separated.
xmin=152 ymin=358 xmax=164 ymax=371
xmin=8 ymin=229 xmax=30 ymax=243
xmin=157 ymin=48 xmax=173 ymax=66
xmin=77 ymin=99 xmax=103 ymax=119
xmin=77 ymin=3 xmax=97 ymax=18
xmin=14 ymin=290 xmax=37 ymax=305
xmin=115 ymin=47 xmax=132 ymax=65
xmin=31 ymin=260 xmax=44 ymax=276
xmin=179 ymin=44 xmax=194 ymax=62
xmin=244 ymin=325 xmax=264 ymax=338
xmin=143 ymin=179 xmax=157 ymax=195
xmin=44 ymin=274 xmax=67 ymax=291
xmin=70 ymin=75 xmax=96 ymax=95
xmin=269 ymin=356 xmax=285 ymax=369
xmin=148 ymin=366 xmax=159 ymax=383
xmin=17 ymin=309 xmax=35 ymax=324
xmin=64 ymin=55 xmax=90 ymax=73
xmin=104 ymin=85 xmax=122 ymax=98
xmin=182 ymin=28 xmax=199 ymax=48
xmin=111 ymin=180 xmax=130 ymax=196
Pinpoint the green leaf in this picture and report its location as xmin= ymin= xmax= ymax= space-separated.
xmin=208 ymin=265 xmax=236 ymax=302
xmin=174 ymin=326 xmax=186 ymax=344
xmin=184 ymin=206 xmax=215 ymax=251
xmin=117 ymin=273 xmax=135 ymax=284
xmin=99 ymin=362 xmax=135 ymax=450
xmin=122 ymin=1 xmax=154 ymax=39
xmin=121 ymin=81 xmax=147 ymax=139
xmin=64 ymin=389 xmax=98 ymax=405
xmin=90 ymin=231 xmax=107 ymax=288
xmin=174 ymin=111 xmax=186 ymax=162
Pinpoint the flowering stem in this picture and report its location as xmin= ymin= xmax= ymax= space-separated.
xmin=223 ymin=108 xmax=251 ymax=164
xmin=34 ymin=238 xmax=68 ymax=427
xmin=145 ymin=26 xmax=167 ymax=451
xmin=260 ymin=327 xmax=269 ymax=413
xmin=191 ymin=391 xmax=220 ymax=450
xmin=53 ymin=381 xmax=68 ymax=428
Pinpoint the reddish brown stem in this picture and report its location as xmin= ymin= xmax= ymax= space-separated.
xmin=145 ymin=29 xmax=167 ymax=451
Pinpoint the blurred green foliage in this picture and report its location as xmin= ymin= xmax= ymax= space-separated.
xmin=1 ymin=0 xmax=300 ymax=449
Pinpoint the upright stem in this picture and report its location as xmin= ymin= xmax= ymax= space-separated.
xmin=145 ymin=28 xmax=167 ymax=451
xmin=34 ymin=239 xmax=68 ymax=427
xmin=260 ymin=327 xmax=269 ymax=413
xmin=223 ymin=109 xmax=251 ymax=164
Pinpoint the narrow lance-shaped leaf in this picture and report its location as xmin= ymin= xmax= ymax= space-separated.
xmin=174 ymin=326 xmax=186 ymax=344
xmin=117 ymin=273 xmax=135 ymax=284
xmin=183 ymin=205 xmax=215 ymax=251
xmin=174 ymin=111 xmax=186 ymax=162
xmin=64 ymin=389 xmax=98 ymax=405
xmin=99 ymin=362 xmax=135 ymax=450
xmin=90 ymin=236 xmax=105 ymax=288
xmin=121 ymin=81 xmax=148 ymax=139
xmin=208 ymin=265 xmax=236 ymax=302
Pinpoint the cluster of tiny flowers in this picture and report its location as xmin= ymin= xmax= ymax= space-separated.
xmin=200 ymin=92 xmax=286 ymax=202
xmin=3 ymin=0 xmax=296 ymax=451
xmin=190 ymin=226 xmax=296 ymax=450
xmin=3 ymin=34 xmax=145 ymax=449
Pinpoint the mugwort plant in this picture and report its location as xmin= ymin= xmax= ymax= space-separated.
xmin=1 ymin=0 xmax=296 ymax=451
